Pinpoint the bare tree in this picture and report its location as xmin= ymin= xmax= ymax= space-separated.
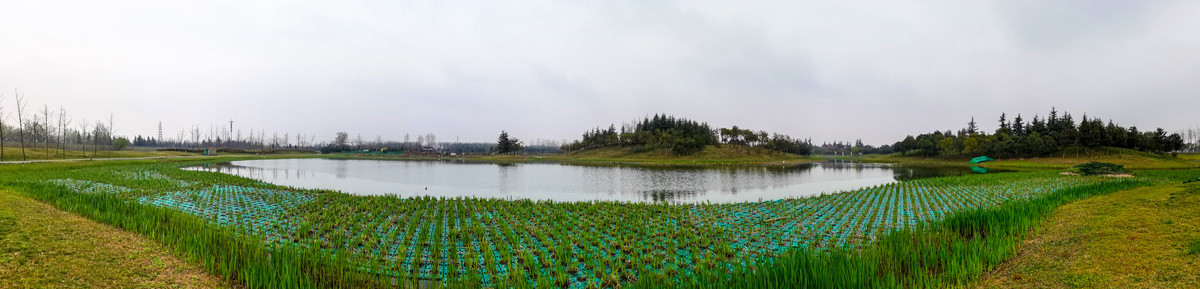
xmin=58 ymin=107 xmax=70 ymax=159
xmin=77 ymin=119 xmax=89 ymax=158
xmin=92 ymin=120 xmax=106 ymax=158
xmin=108 ymin=113 xmax=114 ymax=157
xmin=14 ymin=90 xmax=27 ymax=161
xmin=0 ymin=92 xmax=6 ymax=161
xmin=42 ymin=105 xmax=52 ymax=158
xmin=192 ymin=125 xmax=201 ymax=145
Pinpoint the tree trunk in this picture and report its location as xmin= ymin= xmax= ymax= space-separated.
xmin=1 ymin=118 xmax=6 ymax=161
xmin=14 ymin=92 xmax=27 ymax=161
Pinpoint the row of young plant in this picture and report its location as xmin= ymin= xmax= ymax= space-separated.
xmin=659 ymin=178 xmax=1157 ymax=288
xmin=2 ymin=159 xmax=1166 ymax=288
xmin=689 ymin=174 xmax=1106 ymax=256
xmin=0 ymin=162 xmax=396 ymax=289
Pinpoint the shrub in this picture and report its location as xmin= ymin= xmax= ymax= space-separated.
xmin=1072 ymin=162 xmax=1131 ymax=176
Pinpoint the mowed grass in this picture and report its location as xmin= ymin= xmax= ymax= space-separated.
xmin=861 ymin=147 xmax=1197 ymax=170
xmin=545 ymin=145 xmax=823 ymax=165
xmin=0 ymin=146 xmax=198 ymax=162
xmin=975 ymin=183 xmax=1200 ymax=288
xmin=0 ymin=189 xmax=230 ymax=289
xmin=1180 ymin=153 xmax=1200 ymax=161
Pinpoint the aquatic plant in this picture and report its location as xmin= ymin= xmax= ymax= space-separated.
xmin=0 ymin=160 xmax=1168 ymax=288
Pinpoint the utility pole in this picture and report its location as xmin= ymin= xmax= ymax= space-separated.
xmin=228 ymin=120 xmax=234 ymax=144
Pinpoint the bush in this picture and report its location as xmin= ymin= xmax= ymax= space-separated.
xmin=112 ymin=137 xmax=131 ymax=150
xmin=1072 ymin=162 xmax=1131 ymax=176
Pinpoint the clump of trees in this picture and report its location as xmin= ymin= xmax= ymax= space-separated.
xmin=893 ymin=108 xmax=1187 ymax=158
xmin=719 ymin=126 xmax=813 ymax=155
xmin=495 ymin=131 xmax=524 ymax=154
xmin=0 ymin=90 xmax=125 ymax=160
xmin=814 ymin=139 xmax=893 ymax=156
xmin=561 ymin=114 xmax=813 ymax=156
xmin=561 ymin=114 xmax=718 ymax=155
xmin=1179 ymin=126 xmax=1200 ymax=153
xmin=317 ymin=131 xmax=561 ymax=155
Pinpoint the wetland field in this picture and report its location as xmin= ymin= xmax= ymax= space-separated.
xmin=4 ymin=157 xmax=1190 ymax=288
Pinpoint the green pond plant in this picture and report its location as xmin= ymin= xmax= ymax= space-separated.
xmin=0 ymin=159 xmax=1179 ymax=288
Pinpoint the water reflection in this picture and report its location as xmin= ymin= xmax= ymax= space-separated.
xmin=183 ymin=159 xmax=996 ymax=203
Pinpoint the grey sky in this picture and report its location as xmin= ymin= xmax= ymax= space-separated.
xmin=3 ymin=0 xmax=1198 ymax=145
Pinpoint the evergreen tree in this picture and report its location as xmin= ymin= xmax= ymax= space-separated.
xmin=1012 ymin=114 xmax=1025 ymax=136
xmin=966 ymin=117 xmax=978 ymax=135
xmin=496 ymin=131 xmax=524 ymax=154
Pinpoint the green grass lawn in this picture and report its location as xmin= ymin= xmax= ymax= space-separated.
xmin=1180 ymin=153 xmax=1200 ymax=161
xmin=976 ymin=182 xmax=1200 ymax=288
xmin=0 ymin=189 xmax=229 ymax=288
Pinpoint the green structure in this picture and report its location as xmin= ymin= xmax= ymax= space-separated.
xmin=969 ymin=156 xmax=994 ymax=164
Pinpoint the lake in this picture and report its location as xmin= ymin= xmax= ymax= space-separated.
xmin=183 ymin=158 xmax=994 ymax=203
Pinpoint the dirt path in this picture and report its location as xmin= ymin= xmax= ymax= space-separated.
xmin=976 ymin=183 xmax=1200 ymax=288
xmin=0 ymin=189 xmax=231 ymax=288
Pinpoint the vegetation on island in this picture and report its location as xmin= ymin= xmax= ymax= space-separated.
xmin=893 ymin=108 xmax=1186 ymax=158
xmin=560 ymin=114 xmax=813 ymax=156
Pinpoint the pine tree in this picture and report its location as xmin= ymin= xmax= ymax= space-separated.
xmin=497 ymin=131 xmax=523 ymax=154
xmin=1013 ymin=114 xmax=1025 ymax=136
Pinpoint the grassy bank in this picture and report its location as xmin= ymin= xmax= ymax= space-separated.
xmin=0 ymin=189 xmax=229 ymax=288
xmin=977 ymin=182 xmax=1200 ymax=287
xmin=0 ymin=160 xmax=395 ymax=289
xmin=1180 ymin=153 xmax=1200 ymax=161
xmin=859 ymin=147 xmax=1197 ymax=170
xmin=0 ymin=146 xmax=198 ymax=161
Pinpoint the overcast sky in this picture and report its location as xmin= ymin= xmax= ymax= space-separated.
xmin=2 ymin=0 xmax=1198 ymax=145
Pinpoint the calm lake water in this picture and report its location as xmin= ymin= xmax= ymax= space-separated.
xmin=183 ymin=158 xmax=994 ymax=203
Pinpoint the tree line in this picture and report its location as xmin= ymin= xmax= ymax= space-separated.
xmin=1178 ymin=126 xmax=1200 ymax=153
xmin=132 ymin=128 xmax=321 ymax=151
xmin=0 ymin=91 xmax=124 ymax=161
xmin=560 ymin=114 xmax=813 ymax=155
xmin=893 ymin=108 xmax=1187 ymax=157
xmin=815 ymin=139 xmax=894 ymax=156
xmin=320 ymin=131 xmax=560 ymax=155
